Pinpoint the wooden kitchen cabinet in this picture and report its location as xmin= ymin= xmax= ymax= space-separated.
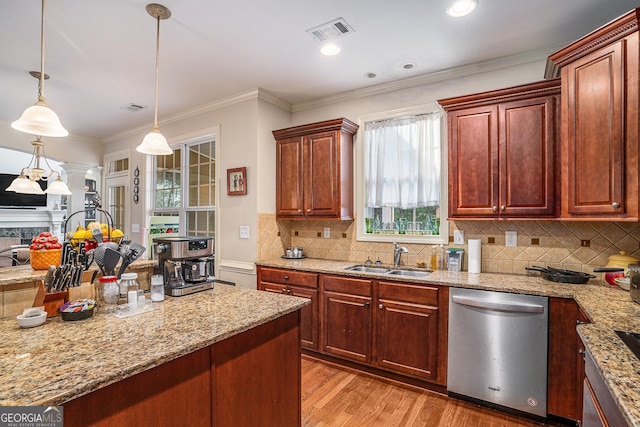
xmin=321 ymin=275 xmax=373 ymax=364
xmin=257 ymin=267 xmax=319 ymax=350
xmin=272 ymin=118 xmax=358 ymax=220
xmin=546 ymin=9 xmax=640 ymax=220
xmin=547 ymin=297 xmax=590 ymax=421
xmin=438 ymin=79 xmax=560 ymax=219
xmin=374 ymin=280 xmax=447 ymax=384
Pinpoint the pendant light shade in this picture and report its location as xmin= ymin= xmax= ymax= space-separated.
xmin=6 ymin=172 xmax=45 ymax=195
xmin=45 ymin=174 xmax=72 ymax=195
xmin=12 ymin=99 xmax=68 ymax=137
xmin=12 ymin=0 xmax=68 ymax=138
xmin=136 ymin=3 xmax=172 ymax=156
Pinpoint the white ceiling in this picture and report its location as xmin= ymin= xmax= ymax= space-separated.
xmin=0 ymin=0 xmax=635 ymax=140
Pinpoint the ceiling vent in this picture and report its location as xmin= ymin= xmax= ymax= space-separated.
xmin=306 ymin=18 xmax=354 ymax=42
xmin=121 ymin=103 xmax=147 ymax=112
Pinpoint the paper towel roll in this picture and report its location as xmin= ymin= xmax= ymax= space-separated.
xmin=468 ymin=239 xmax=482 ymax=274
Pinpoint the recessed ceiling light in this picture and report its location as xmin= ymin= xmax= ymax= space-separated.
xmin=364 ymin=72 xmax=377 ymax=79
xmin=320 ymin=44 xmax=341 ymax=56
xmin=402 ymin=62 xmax=416 ymax=70
xmin=446 ymin=0 xmax=478 ymax=17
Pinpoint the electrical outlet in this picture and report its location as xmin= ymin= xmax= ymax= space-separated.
xmin=453 ymin=230 xmax=464 ymax=245
xmin=505 ymin=231 xmax=517 ymax=247
xmin=239 ymin=226 xmax=250 ymax=239
xmin=323 ymin=227 xmax=331 ymax=238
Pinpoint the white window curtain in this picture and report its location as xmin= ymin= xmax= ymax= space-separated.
xmin=364 ymin=112 xmax=441 ymax=209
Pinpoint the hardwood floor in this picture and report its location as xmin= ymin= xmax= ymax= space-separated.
xmin=301 ymin=355 xmax=570 ymax=427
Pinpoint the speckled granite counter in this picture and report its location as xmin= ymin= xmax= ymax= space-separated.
xmin=0 ymin=283 xmax=309 ymax=407
xmin=258 ymin=257 xmax=640 ymax=427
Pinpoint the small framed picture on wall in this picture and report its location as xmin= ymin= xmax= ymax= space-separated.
xmin=227 ymin=167 xmax=247 ymax=196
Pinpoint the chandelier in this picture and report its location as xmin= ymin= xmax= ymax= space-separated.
xmin=6 ymin=136 xmax=71 ymax=195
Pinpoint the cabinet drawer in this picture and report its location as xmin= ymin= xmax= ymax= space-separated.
xmin=259 ymin=267 xmax=318 ymax=288
xmin=322 ymin=275 xmax=372 ymax=296
xmin=377 ymin=281 xmax=439 ymax=306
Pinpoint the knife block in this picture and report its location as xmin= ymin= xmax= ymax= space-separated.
xmin=33 ymin=281 xmax=69 ymax=317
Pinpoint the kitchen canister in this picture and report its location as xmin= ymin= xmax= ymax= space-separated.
xmin=468 ymin=239 xmax=482 ymax=274
xmin=150 ymin=274 xmax=165 ymax=302
xmin=447 ymin=248 xmax=464 ymax=272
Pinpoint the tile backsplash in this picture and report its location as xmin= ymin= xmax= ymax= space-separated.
xmin=257 ymin=213 xmax=640 ymax=275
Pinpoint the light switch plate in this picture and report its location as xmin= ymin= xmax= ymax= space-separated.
xmin=505 ymin=231 xmax=518 ymax=247
xmin=324 ymin=227 xmax=331 ymax=238
xmin=131 ymin=224 xmax=140 ymax=233
xmin=453 ymin=230 xmax=464 ymax=245
xmin=239 ymin=226 xmax=250 ymax=239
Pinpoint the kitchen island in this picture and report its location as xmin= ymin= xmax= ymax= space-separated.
xmin=0 ymin=283 xmax=309 ymax=426
xmin=257 ymin=257 xmax=640 ymax=427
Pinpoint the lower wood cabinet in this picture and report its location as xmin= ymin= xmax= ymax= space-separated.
xmin=257 ymin=267 xmax=319 ymax=350
xmin=547 ymin=297 xmax=590 ymax=422
xmin=322 ymin=275 xmax=373 ymax=364
xmin=375 ymin=280 xmax=446 ymax=383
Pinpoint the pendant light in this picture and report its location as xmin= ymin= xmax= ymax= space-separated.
xmin=12 ymin=0 xmax=68 ymax=137
xmin=136 ymin=3 xmax=173 ymax=155
xmin=6 ymin=136 xmax=71 ymax=195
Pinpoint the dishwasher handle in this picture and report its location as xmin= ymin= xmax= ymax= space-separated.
xmin=452 ymin=295 xmax=545 ymax=314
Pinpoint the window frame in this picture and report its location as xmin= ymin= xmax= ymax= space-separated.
xmin=152 ymin=132 xmax=218 ymax=239
xmin=356 ymin=103 xmax=448 ymax=244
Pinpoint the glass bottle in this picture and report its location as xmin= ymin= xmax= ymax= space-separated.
xmin=120 ymin=272 xmax=140 ymax=305
xmin=99 ymin=275 xmax=119 ymax=313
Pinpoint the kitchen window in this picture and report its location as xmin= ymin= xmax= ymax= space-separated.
xmin=153 ymin=134 xmax=216 ymax=239
xmin=357 ymin=105 xmax=447 ymax=243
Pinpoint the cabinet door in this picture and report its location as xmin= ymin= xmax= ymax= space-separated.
xmin=448 ymin=105 xmax=499 ymax=217
xmin=276 ymin=137 xmax=305 ymax=217
xmin=499 ymin=96 xmax=557 ymax=217
xmin=322 ymin=291 xmax=372 ymax=364
xmin=582 ymin=380 xmax=608 ymax=427
xmin=304 ymin=131 xmax=340 ymax=217
xmin=288 ymin=285 xmax=319 ymax=351
xmin=375 ymin=299 xmax=439 ymax=381
xmin=563 ymin=40 xmax=624 ymax=216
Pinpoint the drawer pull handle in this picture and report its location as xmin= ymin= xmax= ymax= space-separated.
xmin=492 ymin=206 xmax=498 ymax=212
xmin=378 ymin=304 xmax=384 ymax=309
xmin=284 ymin=275 xmax=289 ymax=280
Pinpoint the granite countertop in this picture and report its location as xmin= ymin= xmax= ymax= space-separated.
xmin=258 ymin=257 xmax=640 ymax=427
xmin=0 ymin=283 xmax=309 ymax=407
xmin=0 ymin=260 xmax=157 ymax=287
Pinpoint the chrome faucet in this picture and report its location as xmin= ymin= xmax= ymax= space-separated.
xmin=393 ymin=242 xmax=408 ymax=267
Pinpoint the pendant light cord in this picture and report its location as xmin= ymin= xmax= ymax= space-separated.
xmin=38 ymin=0 xmax=46 ymax=103
xmin=153 ymin=14 xmax=160 ymax=129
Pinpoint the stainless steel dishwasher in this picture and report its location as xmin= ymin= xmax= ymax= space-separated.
xmin=448 ymin=287 xmax=548 ymax=418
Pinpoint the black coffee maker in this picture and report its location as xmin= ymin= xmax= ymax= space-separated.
xmin=155 ymin=236 xmax=214 ymax=296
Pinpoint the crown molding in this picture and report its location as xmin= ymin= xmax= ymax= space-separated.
xmin=104 ymin=88 xmax=292 ymax=143
xmin=291 ymin=43 xmax=567 ymax=113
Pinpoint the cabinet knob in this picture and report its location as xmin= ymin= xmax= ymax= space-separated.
xmin=364 ymin=301 xmax=370 ymax=307
xmin=578 ymin=349 xmax=585 ymax=355
xmin=612 ymin=202 xmax=620 ymax=208
xmin=378 ymin=304 xmax=384 ymax=309
xmin=297 ymin=209 xmax=302 ymax=213
xmin=306 ymin=209 xmax=311 ymax=213
xmin=576 ymin=319 xmax=585 ymax=325
xmin=287 ymin=289 xmax=292 ymax=294
xmin=500 ymin=206 xmax=506 ymax=211
xmin=282 ymin=288 xmax=287 ymax=293
xmin=492 ymin=206 xmax=498 ymax=212
xmin=284 ymin=275 xmax=289 ymax=280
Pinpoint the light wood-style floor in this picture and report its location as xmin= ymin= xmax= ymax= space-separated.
xmin=301 ymin=356 xmax=570 ymax=427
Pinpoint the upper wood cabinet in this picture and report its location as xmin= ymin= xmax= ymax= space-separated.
xmin=546 ymin=9 xmax=640 ymax=220
xmin=272 ymin=118 xmax=358 ymax=220
xmin=438 ymin=79 xmax=560 ymax=219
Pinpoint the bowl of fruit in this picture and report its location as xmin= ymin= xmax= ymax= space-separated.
xmin=29 ymin=232 xmax=63 ymax=270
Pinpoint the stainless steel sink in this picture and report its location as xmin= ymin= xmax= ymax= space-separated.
xmin=344 ymin=265 xmax=431 ymax=277
xmin=344 ymin=265 xmax=391 ymax=274
xmin=386 ymin=269 xmax=431 ymax=277
xmin=615 ymin=330 xmax=640 ymax=361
